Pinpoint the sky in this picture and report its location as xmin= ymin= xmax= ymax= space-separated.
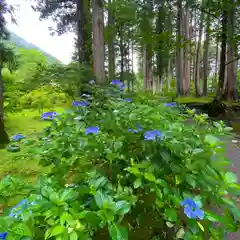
xmin=6 ymin=0 xmax=75 ymax=64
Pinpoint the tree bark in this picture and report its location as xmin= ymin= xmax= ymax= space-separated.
xmin=119 ymin=24 xmax=124 ymax=82
xmin=195 ymin=3 xmax=204 ymax=97
xmin=216 ymin=8 xmax=227 ymax=100
xmin=167 ymin=57 xmax=172 ymax=91
xmin=203 ymin=13 xmax=210 ymax=96
xmin=224 ymin=0 xmax=238 ymax=100
xmin=192 ymin=8 xmax=197 ymax=84
xmin=92 ymin=0 xmax=105 ymax=84
xmin=108 ymin=0 xmax=115 ymax=81
xmin=76 ymin=0 xmax=91 ymax=65
xmin=214 ymin=38 xmax=219 ymax=85
xmin=183 ymin=7 xmax=190 ymax=96
xmin=143 ymin=44 xmax=153 ymax=90
xmin=176 ymin=0 xmax=184 ymax=96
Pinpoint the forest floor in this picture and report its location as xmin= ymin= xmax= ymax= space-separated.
xmin=0 ymin=107 xmax=64 ymax=181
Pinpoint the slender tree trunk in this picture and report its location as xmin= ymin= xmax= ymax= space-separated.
xmin=176 ymin=0 xmax=184 ymax=96
xmin=131 ymin=39 xmax=134 ymax=90
xmin=143 ymin=45 xmax=153 ymax=90
xmin=203 ymin=13 xmax=210 ymax=96
xmin=192 ymin=8 xmax=197 ymax=84
xmin=183 ymin=8 xmax=190 ymax=96
xmin=225 ymin=1 xmax=238 ymax=100
xmin=92 ymin=0 xmax=105 ymax=84
xmin=195 ymin=3 xmax=204 ymax=96
xmin=76 ymin=0 xmax=91 ymax=65
xmin=119 ymin=25 xmax=124 ymax=82
xmin=0 ymin=60 xmax=9 ymax=145
xmin=108 ymin=0 xmax=115 ymax=81
xmin=214 ymin=39 xmax=219 ymax=85
xmin=167 ymin=57 xmax=172 ymax=91
xmin=216 ymin=8 xmax=227 ymax=100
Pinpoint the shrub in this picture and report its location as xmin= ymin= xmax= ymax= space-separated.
xmin=19 ymin=86 xmax=70 ymax=112
xmin=0 ymin=83 xmax=239 ymax=239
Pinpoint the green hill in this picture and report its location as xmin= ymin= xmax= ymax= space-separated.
xmin=8 ymin=31 xmax=62 ymax=63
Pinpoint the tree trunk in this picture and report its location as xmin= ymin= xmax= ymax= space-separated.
xmin=195 ymin=3 xmax=204 ymax=97
xmin=143 ymin=45 xmax=153 ymax=90
xmin=108 ymin=0 xmax=115 ymax=81
xmin=119 ymin=24 xmax=124 ymax=82
xmin=224 ymin=1 xmax=238 ymax=100
xmin=167 ymin=57 xmax=172 ymax=91
xmin=183 ymin=8 xmax=190 ymax=96
xmin=176 ymin=0 xmax=184 ymax=96
xmin=76 ymin=0 xmax=91 ymax=65
xmin=216 ymin=8 xmax=227 ymax=100
xmin=214 ymin=39 xmax=219 ymax=85
xmin=131 ymin=40 xmax=134 ymax=90
xmin=0 ymin=61 xmax=9 ymax=145
xmin=92 ymin=0 xmax=105 ymax=84
xmin=192 ymin=8 xmax=197 ymax=84
xmin=203 ymin=13 xmax=210 ymax=96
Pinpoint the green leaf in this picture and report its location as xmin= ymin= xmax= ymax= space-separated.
xmin=205 ymin=211 xmax=226 ymax=223
xmin=60 ymin=212 xmax=73 ymax=225
xmin=115 ymin=201 xmax=130 ymax=215
xmin=160 ymin=150 xmax=171 ymax=163
xmin=70 ymin=231 xmax=78 ymax=240
xmin=224 ymin=127 xmax=233 ymax=132
xmin=155 ymin=198 xmax=164 ymax=208
xmin=166 ymin=222 xmax=175 ymax=228
xmin=125 ymin=167 xmax=141 ymax=176
xmin=108 ymin=223 xmax=128 ymax=240
xmin=12 ymin=223 xmax=32 ymax=236
xmin=133 ymin=178 xmax=142 ymax=188
xmin=144 ymin=172 xmax=156 ymax=182
xmin=45 ymin=228 xmax=52 ymax=240
xmin=225 ymin=172 xmax=238 ymax=184
xmin=94 ymin=190 xmax=106 ymax=208
xmin=50 ymin=225 xmax=65 ymax=237
xmin=78 ymin=211 xmax=101 ymax=226
xmin=176 ymin=228 xmax=185 ymax=238
xmin=197 ymin=222 xmax=204 ymax=232
xmin=164 ymin=208 xmax=177 ymax=222
xmin=204 ymin=135 xmax=219 ymax=146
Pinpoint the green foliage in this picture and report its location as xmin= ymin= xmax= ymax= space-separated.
xmin=19 ymin=86 xmax=70 ymax=112
xmin=2 ymin=47 xmax=95 ymax=112
xmin=1 ymin=83 xmax=239 ymax=239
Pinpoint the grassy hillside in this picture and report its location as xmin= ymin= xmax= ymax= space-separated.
xmin=8 ymin=31 xmax=61 ymax=63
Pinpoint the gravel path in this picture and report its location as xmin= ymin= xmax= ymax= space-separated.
xmin=225 ymin=140 xmax=240 ymax=239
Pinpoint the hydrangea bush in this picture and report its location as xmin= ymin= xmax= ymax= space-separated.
xmin=0 ymin=81 xmax=240 ymax=239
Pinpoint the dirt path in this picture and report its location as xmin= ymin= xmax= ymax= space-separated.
xmin=225 ymin=141 xmax=240 ymax=239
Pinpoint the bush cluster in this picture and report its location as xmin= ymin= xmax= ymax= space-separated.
xmin=0 ymin=81 xmax=239 ymax=239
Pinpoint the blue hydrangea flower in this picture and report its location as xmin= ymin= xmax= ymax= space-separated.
xmin=0 ymin=232 xmax=8 ymax=240
xmin=85 ymin=126 xmax=100 ymax=135
xmin=181 ymin=198 xmax=204 ymax=220
xmin=124 ymin=98 xmax=133 ymax=102
xmin=11 ymin=134 xmax=25 ymax=142
xmin=144 ymin=130 xmax=163 ymax=141
xmin=120 ymin=83 xmax=125 ymax=91
xmin=72 ymin=101 xmax=90 ymax=107
xmin=111 ymin=79 xmax=121 ymax=85
xmin=164 ymin=102 xmax=177 ymax=107
xmin=9 ymin=199 xmax=34 ymax=219
xmin=42 ymin=112 xmax=57 ymax=120
xmin=89 ymin=80 xmax=95 ymax=84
